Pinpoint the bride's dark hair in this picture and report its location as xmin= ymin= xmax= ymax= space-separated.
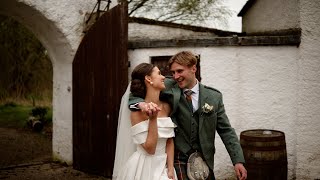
xmin=130 ymin=63 xmax=155 ymax=98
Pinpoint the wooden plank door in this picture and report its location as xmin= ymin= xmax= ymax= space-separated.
xmin=72 ymin=3 xmax=128 ymax=177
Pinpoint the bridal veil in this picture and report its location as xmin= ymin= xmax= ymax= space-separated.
xmin=112 ymin=83 xmax=136 ymax=180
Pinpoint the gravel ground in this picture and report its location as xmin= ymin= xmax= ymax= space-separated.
xmin=0 ymin=127 xmax=52 ymax=168
xmin=0 ymin=162 xmax=110 ymax=180
xmin=0 ymin=127 xmax=111 ymax=180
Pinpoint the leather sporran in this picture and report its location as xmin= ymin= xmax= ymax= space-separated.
xmin=187 ymin=152 xmax=210 ymax=180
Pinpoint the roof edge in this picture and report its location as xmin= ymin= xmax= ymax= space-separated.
xmin=241 ymin=28 xmax=301 ymax=36
xmin=128 ymin=34 xmax=301 ymax=49
xmin=238 ymin=0 xmax=256 ymax=17
xmin=129 ymin=16 xmax=242 ymax=37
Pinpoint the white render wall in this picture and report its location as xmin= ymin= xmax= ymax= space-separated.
xmin=296 ymin=0 xmax=320 ymax=179
xmin=128 ymin=46 xmax=300 ymax=179
xmin=0 ymin=0 xmax=117 ymax=164
xmin=241 ymin=0 xmax=300 ymax=33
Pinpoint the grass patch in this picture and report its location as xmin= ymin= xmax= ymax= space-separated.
xmin=0 ymin=103 xmax=52 ymax=129
xmin=45 ymin=108 xmax=52 ymax=123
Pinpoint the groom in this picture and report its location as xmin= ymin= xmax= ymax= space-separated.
xmin=129 ymin=51 xmax=247 ymax=180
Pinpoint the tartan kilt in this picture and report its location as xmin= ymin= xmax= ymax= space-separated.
xmin=174 ymin=150 xmax=189 ymax=180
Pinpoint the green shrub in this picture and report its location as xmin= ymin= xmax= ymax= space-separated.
xmin=31 ymin=106 xmax=48 ymax=122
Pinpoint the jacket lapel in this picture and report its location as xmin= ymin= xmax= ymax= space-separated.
xmin=171 ymin=84 xmax=182 ymax=114
xmin=198 ymin=83 xmax=209 ymax=132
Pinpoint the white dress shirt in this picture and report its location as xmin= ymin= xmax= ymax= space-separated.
xmin=183 ymin=80 xmax=199 ymax=112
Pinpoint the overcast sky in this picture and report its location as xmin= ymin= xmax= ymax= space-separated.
xmin=219 ymin=0 xmax=248 ymax=32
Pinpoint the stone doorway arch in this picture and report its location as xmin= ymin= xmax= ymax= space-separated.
xmin=0 ymin=0 xmax=115 ymax=164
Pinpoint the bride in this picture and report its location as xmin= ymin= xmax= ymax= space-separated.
xmin=112 ymin=63 xmax=177 ymax=180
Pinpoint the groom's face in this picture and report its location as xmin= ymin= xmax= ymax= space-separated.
xmin=170 ymin=62 xmax=197 ymax=89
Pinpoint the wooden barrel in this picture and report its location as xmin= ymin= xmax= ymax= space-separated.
xmin=240 ymin=129 xmax=287 ymax=180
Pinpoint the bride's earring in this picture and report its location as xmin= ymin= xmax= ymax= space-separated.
xmin=145 ymin=76 xmax=153 ymax=85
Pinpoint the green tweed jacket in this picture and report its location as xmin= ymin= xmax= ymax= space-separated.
xmin=128 ymin=78 xmax=245 ymax=170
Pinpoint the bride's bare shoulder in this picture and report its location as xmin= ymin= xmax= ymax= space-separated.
xmin=130 ymin=111 xmax=148 ymax=126
xmin=161 ymin=101 xmax=171 ymax=116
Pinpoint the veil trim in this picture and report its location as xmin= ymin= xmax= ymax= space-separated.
xmin=112 ymin=83 xmax=136 ymax=179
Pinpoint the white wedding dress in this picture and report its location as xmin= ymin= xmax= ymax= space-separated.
xmin=113 ymin=84 xmax=177 ymax=180
xmin=117 ymin=117 xmax=176 ymax=180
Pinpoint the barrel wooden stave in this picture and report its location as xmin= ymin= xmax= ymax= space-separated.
xmin=240 ymin=129 xmax=288 ymax=180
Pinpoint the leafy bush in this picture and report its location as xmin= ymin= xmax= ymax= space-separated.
xmin=31 ymin=106 xmax=48 ymax=122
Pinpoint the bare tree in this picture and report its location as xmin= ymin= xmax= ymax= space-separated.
xmin=122 ymin=0 xmax=232 ymax=28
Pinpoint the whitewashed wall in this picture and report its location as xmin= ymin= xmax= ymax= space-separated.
xmin=128 ymin=46 xmax=300 ymax=179
xmin=296 ymin=0 xmax=320 ymax=179
xmin=238 ymin=0 xmax=320 ymax=179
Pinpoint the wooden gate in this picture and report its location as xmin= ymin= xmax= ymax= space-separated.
xmin=72 ymin=3 xmax=128 ymax=177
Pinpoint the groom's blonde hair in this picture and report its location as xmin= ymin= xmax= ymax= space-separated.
xmin=168 ymin=51 xmax=198 ymax=69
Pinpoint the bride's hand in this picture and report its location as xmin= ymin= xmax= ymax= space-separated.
xmin=140 ymin=102 xmax=161 ymax=118
xmin=167 ymin=169 xmax=175 ymax=180
xmin=146 ymin=102 xmax=161 ymax=119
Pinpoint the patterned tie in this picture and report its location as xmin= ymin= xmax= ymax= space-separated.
xmin=184 ymin=89 xmax=193 ymax=111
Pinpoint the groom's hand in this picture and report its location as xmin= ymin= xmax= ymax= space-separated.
xmin=234 ymin=163 xmax=247 ymax=180
xmin=138 ymin=102 xmax=161 ymax=117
